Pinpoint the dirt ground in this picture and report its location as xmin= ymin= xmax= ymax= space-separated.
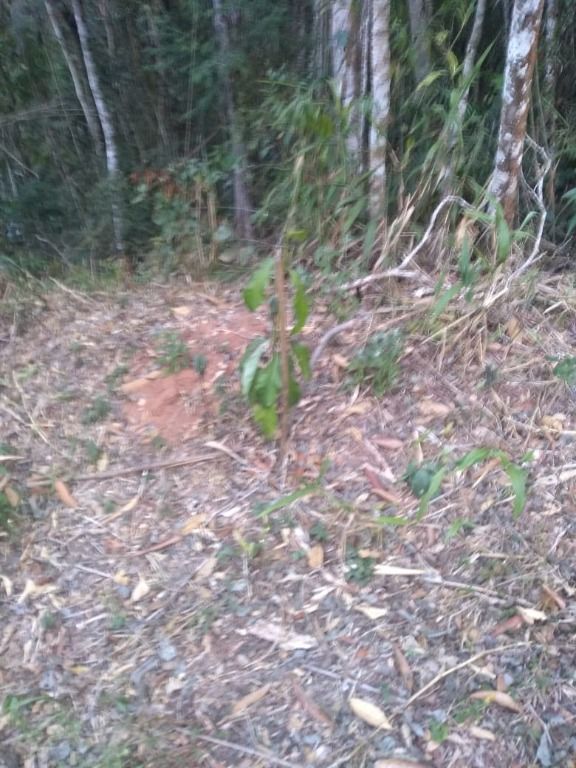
xmin=1 ymin=276 xmax=575 ymax=768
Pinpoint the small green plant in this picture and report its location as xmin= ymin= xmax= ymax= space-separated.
xmin=84 ymin=439 xmax=102 ymax=464
xmin=156 ymin=331 xmax=190 ymax=373
xmin=310 ymin=521 xmax=328 ymax=542
xmin=192 ymin=353 xmax=208 ymax=377
xmin=0 ymin=489 xmax=15 ymax=531
xmin=81 ymin=396 xmax=111 ymax=425
xmin=551 ymin=356 xmax=576 ymax=385
xmin=105 ymin=364 xmax=129 ymax=390
xmin=345 ymin=547 xmax=375 ymax=585
xmin=240 ymin=257 xmax=312 ymax=438
xmin=347 ymin=330 xmax=404 ymax=395
xmin=429 ymin=718 xmax=449 ymax=744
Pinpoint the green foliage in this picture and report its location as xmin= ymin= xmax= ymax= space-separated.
xmin=347 ymin=330 xmax=404 ymax=395
xmin=345 ymin=547 xmax=375 ymax=585
xmin=156 ymin=331 xmax=190 ymax=373
xmin=81 ymin=397 xmax=112 ymax=425
xmin=552 ymin=356 xmax=576 ymax=385
xmin=240 ymin=260 xmax=312 ymax=439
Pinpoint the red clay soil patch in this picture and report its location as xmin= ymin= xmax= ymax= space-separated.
xmin=121 ymin=296 xmax=266 ymax=444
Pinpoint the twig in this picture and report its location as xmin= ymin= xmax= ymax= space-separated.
xmin=49 ymin=277 xmax=95 ymax=306
xmin=310 ymin=313 xmax=369 ymax=370
xmin=193 ymin=734 xmax=301 ymax=768
xmin=402 ymin=641 xmax=529 ymax=709
xmin=28 ymin=453 xmax=220 ymax=486
xmin=341 ymin=195 xmax=476 ymax=291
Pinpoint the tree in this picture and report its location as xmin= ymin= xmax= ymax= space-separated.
xmin=369 ymin=0 xmax=392 ymax=217
xmin=71 ymin=0 xmax=124 ymax=254
xmin=488 ymin=0 xmax=545 ymax=226
xmin=407 ymin=0 xmax=431 ymax=84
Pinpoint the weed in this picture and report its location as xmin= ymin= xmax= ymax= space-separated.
xmin=429 ymin=718 xmax=449 ymax=743
xmin=156 ymin=330 xmax=190 ymax=373
xmin=101 ymin=498 xmax=117 ymax=515
xmin=41 ymin=611 xmax=61 ymax=631
xmin=192 ymin=353 xmax=208 ymax=377
xmin=345 ymin=547 xmax=375 ymax=585
xmin=310 ymin=521 xmax=328 ymax=542
xmin=105 ymin=364 xmax=129 ymax=390
xmin=84 ymin=439 xmax=102 ymax=464
xmin=551 ymin=355 xmax=576 ymax=385
xmin=151 ymin=435 xmax=167 ymax=451
xmin=81 ymin=396 xmax=111 ymax=425
xmin=347 ymin=330 xmax=404 ymax=395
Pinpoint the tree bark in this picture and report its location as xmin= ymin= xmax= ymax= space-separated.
xmin=71 ymin=0 xmax=124 ymax=254
xmin=369 ymin=0 xmax=391 ymax=218
xmin=44 ymin=0 xmax=103 ymax=157
xmin=488 ymin=0 xmax=545 ymax=226
xmin=407 ymin=0 xmax=431 ymax=84
xmin=212 ymin=0 xmax=254 ymax=242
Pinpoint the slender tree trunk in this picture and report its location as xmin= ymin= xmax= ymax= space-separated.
xmin=212 ymin=0 xmax=253 ymax=242
xmin=488 ymin=0 xmax=545 ymax=226
xmin=442 ymin=0 xmax=487 ymax=192
xmin=313 ymin=0 xmax=331 ymax=78
xmin=369 ymin=0 xmax=391 ymax=218
xmin=407 ymin=0 xmax=431 ymax=84
xmin=71 ymin=0 xmax=124 ymax=255
xmin=45 ymin=0 xmax=103 ymax=157
xmin=543 ymin=0 xmax=557 ymax=212
xmin=332 ymin=0 xmax=352 ymax=102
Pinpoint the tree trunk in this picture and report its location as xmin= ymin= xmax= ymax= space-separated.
xmin=44 ymin=0 xmax=103 ymax=157
xmin=369 ymin=0 xmax=391 ymax=218
xmin=488 ymin=0 xmax=545 ymax=227
xmin=71 ymin=0 xmax=124 ymax=255
xmin=407 ymin=0 xmax=431 ymax=84
xmin=212 ymin=0 xmax=254 ymax=242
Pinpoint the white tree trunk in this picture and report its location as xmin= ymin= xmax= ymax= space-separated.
xmin=544 ymin=0 xmax=557 ymax=96
xmin=369 ymin=0 xmax=392 ymax=217
xmin=212 ymin=0 xmax=253 ymax=242
xmin=331 ymin=0 xmax=353 ymax=104
xmin=488 ymin=0 xmax=545 ymax=226
xmin=45 ymin=0 xmax=103 ymax=157
xmin=407 ymin=0 xmax=431 ymax=83
xmin=71 ymin=0 xmax=124 ymax=254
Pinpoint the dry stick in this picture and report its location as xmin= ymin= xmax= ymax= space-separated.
xmin=194 ymin=734 xmax=300 ymax=768
xmin=29 ymin=453 xmax=220 ymax=486
xmin=402 ymin=641 xmax=529 ymax=710
xmin=342 ymin=195 xmax=476 ymax=291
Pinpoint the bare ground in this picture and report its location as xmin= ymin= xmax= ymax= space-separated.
xmin=0 ymin=276 xmax=575 ymax=768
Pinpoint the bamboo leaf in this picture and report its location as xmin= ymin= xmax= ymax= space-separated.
xmin=243 ymin=257 xmax=274 ymax=310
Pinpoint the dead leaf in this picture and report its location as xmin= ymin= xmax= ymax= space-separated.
xmin=307 ymin=544 xmax=324 ymax=569
xmin=97 ymin=452 xmax=109 ymax=472
xmin=470 ymin=689 xmax=522 ymax=713
xmin=131 ymin=576 xmax=151 ymax=602
xmin=291 ymin=677 xmax=334 ymax=729
xmin=489 ymin=614 xmax=524 ymax=637
xmin=17 ymin=579 xmax=58 ymax=603
xmin=54 ymin=479 xmax=78 ymax=508
xmin=469 ymin=725 xmax=496 ymax=741
xmin=180 ymin=513 xmax=207 ymax=535
xmin=171 ymin=305 xmax=192 ymax=318
xmin=517 ymin=606 xmax=547 ymax=625
xmin=393 ymin=644 xmax=414 ymax=692
xmin=541 ymin=584 xmax=566 ymax=611
xmin=113 ymin=570 xmax=130 ymax=586
xmin=4 ymin=485 xmax=19 ymax=507
xmin=349 ymin=697 xmax=392 ymax=729
xmin=231 ymin=684 xmax=270 ymax=716
xmin=194 ymin=556 xmax=217 ymax=581
xmin=417 ymin=400 xmax=452 ymax=418
xmin=375 ymin=761 xmax=430 ymax=768
xmin=247 ymin=620 xmax=318 ymax=650
xmin=332 ymin=353 xmax=349 ymax=368
xmin=374 ymin=437 xmax=404 ymax=450
xmin=355 ymin=604 xmax=388 ymax=620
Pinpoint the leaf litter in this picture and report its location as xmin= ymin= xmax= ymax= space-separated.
xmin=0 ymin=277 xmax=575 ymax=766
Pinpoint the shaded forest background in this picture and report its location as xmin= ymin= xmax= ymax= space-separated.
xmin=0 ymin=0 xmax=575 ymax=280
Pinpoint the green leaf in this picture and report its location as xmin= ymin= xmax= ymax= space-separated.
xmin=292 ymin=342 xmax=311 ymax=379
xmin=430 ymin=281 xmax=462 ymax=321
xmin=260 ymin=355 xmax=281 ymax=408
xmin=288 ymin=375 xmax=301 ymax=407
xmin=254 ymin=481 xmax=320 ymax=519
xmin=494 ymin=204 xmax=511 ymax=264
xmin=416 ymin=69 xmax=445 ymax=91
xmin=243 ymin=257 xmax=274 ymax=310
xmin=501 ymin=460 xmax=527 ymax=518
xmin=239 ymin=338 xmax=267 ymax=397
xmin=454 ymin=447 xmax=495 ymax=471
xmin=252 ymin=403 xmax=277 ymax=438
xmin=416 ymin=467 xmax=447 ymax=520
xmin=286 ymin=229 xmax=308 ymax=242
xmin=374 ymin=515 xmax=409 ymax=527
xmin=342 ymin=197 xmax=366 ymax=234
xmin=290 ymin=270 xmax=310 ymax=334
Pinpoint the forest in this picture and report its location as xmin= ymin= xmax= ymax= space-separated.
xmin=1 ymin=1 xmax=576 ymax=767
